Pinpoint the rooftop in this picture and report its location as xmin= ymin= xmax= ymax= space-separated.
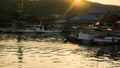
xmin=88 ymin=9 xmax=109 ymax=14
xmin=67 ymin=14 xmax=99 ymax=21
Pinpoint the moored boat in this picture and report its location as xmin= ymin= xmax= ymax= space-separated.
xmin=0 ymin=23 xmax=62 ymax=33
xmin=0 ymin=28 xmax=18 ymax=33
xmin=17 ymin=24 xmax=62 ymax=33
xmin=77 ymin=27 xmax=96 ymax=44
xmin=65 ymin=32 xmax=79 ymax=43
xmin=94 ymin=35 xmax=119 ymax=45
xmin=77 ymin=32 xmax=95 ymax=44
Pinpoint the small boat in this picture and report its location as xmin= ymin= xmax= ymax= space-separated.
xmin=18 ymin=24 xmax=62 ymax=33
xmin=0 ymin=28 xmax=18 ymax=33
xmin=77 ymin=32 xmax=95 ymax=44
xmin=94 ymin=35 xmax=119 ymax=45
xmin=77 ymin=26 xmax=120 ymax=45
xmin=65 ymin=32 xmax=79 ymax=43
xmin=77 ymin=27 xmax=96 ymax=44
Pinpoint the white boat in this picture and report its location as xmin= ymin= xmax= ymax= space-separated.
xmin=18 ymin=25 xmax=62 ymax=33
xmin=77 ymin=26 xmax=120 ymax=45
xmin=78 ymin=32 xmax=120 ymax=45
xmin=77 ymin=27 xmax=99 ymax=44
xmin=77 ymin=31 xmax=95 ymax=44
xmin=77 ymin=27 xmax=96 ymax=44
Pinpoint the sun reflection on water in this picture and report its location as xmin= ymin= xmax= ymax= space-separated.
xmin=0 ymin=34 xmax=120 ymax=68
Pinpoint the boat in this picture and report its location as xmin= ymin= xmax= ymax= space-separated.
xmin=77 ymin=26 xmax=120 ymax=45
xmin=0 ymin=28 xmax=18 ymax=33
xmin=77 ymin=31 xmax=120 ymax=45
xmin=93 ymin=29 xmax=120 ymax=45
xmin=115 ymin=34 xmax=120 ymax=44
xmin=65 ymin=32 xmax=79 ymax=43
xmin=94 ymin=35 xmax=119 ymax=45
xmin=77 ymin=32 xmax=95 ymax=44
xmin=18 ymin=24 xmax=62 ymax=33
xmin=77 ymin=27 xmax=96 ymax=44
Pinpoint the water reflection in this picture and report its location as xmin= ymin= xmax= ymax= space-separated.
xmin=0 ymin=33 xmax=120 ymax=68
xmin=17 ymin=45 xmax=23 ymax=68
xmin=96 ymin=45 xmax=120 ymax=60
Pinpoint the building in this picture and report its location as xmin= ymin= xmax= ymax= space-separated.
xmin=64 ymin=9 xmax=111 ymax=32
xmin=64 ymin=14 xmax=99 ymax=31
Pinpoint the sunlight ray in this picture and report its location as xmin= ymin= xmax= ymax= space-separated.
xmin=62 ymin=1 xmax=76 ymax=18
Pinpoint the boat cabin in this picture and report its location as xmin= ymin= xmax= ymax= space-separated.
xmin=24 ymin=25 xmax=45 ymax=31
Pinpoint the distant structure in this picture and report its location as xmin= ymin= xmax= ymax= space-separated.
xmin=17 ymin=0 xmax=24 ymax=14
xmin=88 ymin=9 xmax=110 ymax=20
xmin=64 ymin=14 xmax=99 ymax=31
xmin=64 ymin=9 xmax=110 ymax=32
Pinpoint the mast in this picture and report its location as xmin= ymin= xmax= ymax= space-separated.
xmin=17 ymin=0 xmax=24 ymax=14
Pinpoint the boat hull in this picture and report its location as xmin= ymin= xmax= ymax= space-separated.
xmin=78 ymin=39 xmax=94 ymax=44
xmin=66 ymin=35 xmax=79 ymax=43
xmin=94 ymin=41 xmax=118 ymax=45
xmin=94 ymin=39 xmax=119 ymax=45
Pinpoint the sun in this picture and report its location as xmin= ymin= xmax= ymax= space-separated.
xmin=76 ymin=0 xmax=80 ymax=2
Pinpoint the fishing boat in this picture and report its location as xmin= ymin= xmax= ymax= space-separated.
xmin=0 ymin=28 xmax=18 ymax=33
xmin=93 ymin=28 xmax=120 ymax=45
xmin=77 ymin=27 xmax=96 ymax=44
xmin=77 ymin=26 xmax=120 ymax=45
xmin=65 ymin=32 xmax=79 ymax=43
xmin=77 ymin=32 xmax=95 ymax=44
xmin=18 ymin=24 xmax=62 ymax=33
xmin=94 ymin=35 xmax=119 ymax=45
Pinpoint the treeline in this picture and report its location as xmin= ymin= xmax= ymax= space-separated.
xmin=0 ymin=0 xmax=120 ymax=17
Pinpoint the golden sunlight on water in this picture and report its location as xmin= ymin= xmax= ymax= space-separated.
xmin=0 ymin=34 xmax=120 ymax=68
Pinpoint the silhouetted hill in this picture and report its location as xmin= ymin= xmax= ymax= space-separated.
xmin=0 ymin=0 xmax=120 ymax=17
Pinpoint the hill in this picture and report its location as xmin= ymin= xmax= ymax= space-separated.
xmin=0 ymin=0 xmax=120 ymax=17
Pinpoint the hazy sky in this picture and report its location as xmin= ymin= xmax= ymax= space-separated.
xmin=87 ymin=0 xmax=120 ymax=6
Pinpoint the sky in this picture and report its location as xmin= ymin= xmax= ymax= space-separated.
xmin=87 ymin=0 xmax=120 ymax=6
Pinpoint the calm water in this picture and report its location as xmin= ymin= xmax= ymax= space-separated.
xmin=0 ymin=33 xmax=120 ymax=68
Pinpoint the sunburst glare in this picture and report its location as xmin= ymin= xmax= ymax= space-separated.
xmin=76 ymin=0 xmax=81 ymax=2
xmin=62 ymin=0 xmax=81 ymax=18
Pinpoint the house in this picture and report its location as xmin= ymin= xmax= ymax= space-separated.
xmin=63 ymin=9 xmax=112 ymax=32
xmin=64 ymin=14 xmax=99 ymax=31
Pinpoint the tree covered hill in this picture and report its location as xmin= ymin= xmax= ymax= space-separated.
xmin=0 ymin=0 xmax=120 ymax=17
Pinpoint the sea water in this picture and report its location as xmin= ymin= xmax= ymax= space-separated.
xmin=0 ymin=33 xmax=120 ymax=68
